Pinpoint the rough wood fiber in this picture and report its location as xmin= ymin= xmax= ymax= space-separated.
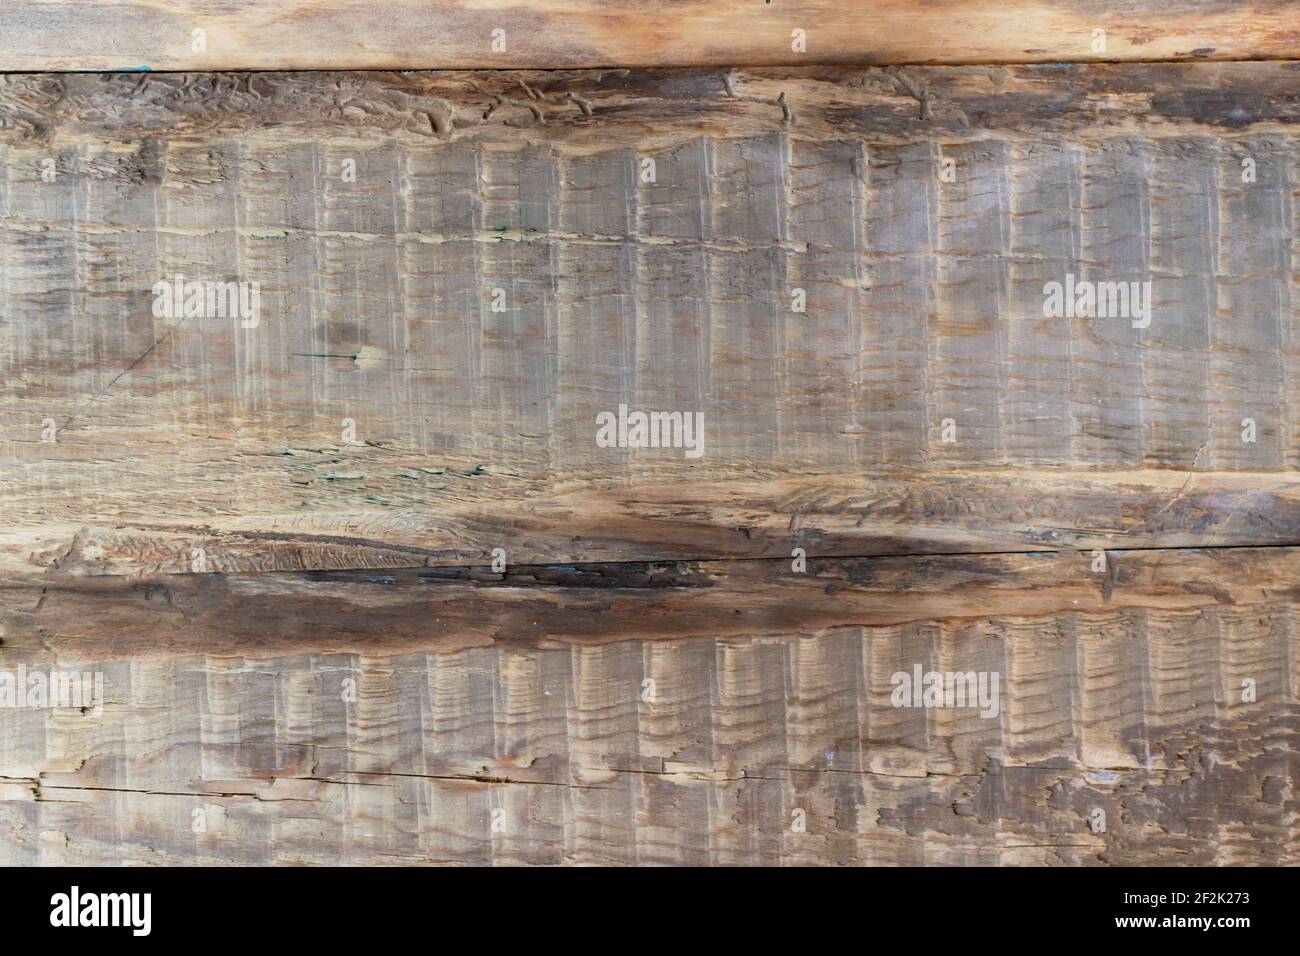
xmin=4 ymin=546 xmax=1300 ymax=660
xmin=0 ymin=0 xmax=1295 ymax=72
xmin=1 ymin=562 xmax=1296 ymax=864
xmin=1 ymin=65 xmax=1298 ymax=579
xmin=1 ymin=63 xmax=1298 ymax=865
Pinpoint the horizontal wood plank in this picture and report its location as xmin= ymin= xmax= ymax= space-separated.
xmin=1 ymin=65 xmax=1298 ymax=580
xmin=1 ymin=549 xmax=1295 ymax=864
xmin=3 ymin=546 xmax=1298 ymax=660
xmin=2 ymin=62 xmax=1298 ymax=865
xmin=0 ymin=1 xmax=1295 ymax=72
xmin=3 ymin=471 xmax=1300 ymax=577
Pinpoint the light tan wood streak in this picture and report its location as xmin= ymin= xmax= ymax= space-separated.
xmin=0 ymin=1 xmax=1295 ymax=71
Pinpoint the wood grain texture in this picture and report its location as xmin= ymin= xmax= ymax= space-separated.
xmin=1 ymin=0 xmax=1295 ymax=72
xmin=4 ymin=546 xmax=1300 ymax=660
xmin=1 ymin=65 xmax=1299 ymax=580
xmin=3 ymin=470 xmax=1300 ymax=578
xmin=2 ymin=63 xmax=1298 ymax=865
xmin=1 ymin=552 xmax=1296 ymax=864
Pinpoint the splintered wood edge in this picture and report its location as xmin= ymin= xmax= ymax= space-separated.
xmin=3 ymin=544 xmax=1297 ymax=661
xmin=0 ymin=64 xmax=1297 ymax=152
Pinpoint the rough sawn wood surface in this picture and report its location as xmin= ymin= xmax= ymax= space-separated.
xmin=0 ymin=63 xmax=1296 ymax=864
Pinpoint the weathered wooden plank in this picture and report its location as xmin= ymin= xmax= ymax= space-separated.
xmin=2 ymin=470 xmax=1300 ymax=577
xmin=2 ymin=545 xmax=1298 ymax=660
xmin=1 ymin=61 xmax=1297 ymax=867
xmin=2 ymin=0 xmax=1295 ymax=72
xmin=4 ymin=65 xmax=1299 ymax=148
xmin=1 ymin=65 xmax=1298 ymax=580
xmin=1 ymin=566 xmax=1294 ymax=864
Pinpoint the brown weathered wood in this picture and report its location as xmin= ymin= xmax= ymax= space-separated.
xmin=3 ymin=64 xmax=1298 ymax=147
xmin=3 ymin=546 xmax=1299 ymax=660
xmin=2 ymin=470 xmax=1300 ymax=578
xmin=1 ymin=549 xmax=1295 ymax=864
xmin=1 ymin=62 xmax=1298 ymax=866
xmin=1 ymin=0 xmax=1295 ymax=72
xmin=2 ymin=65 xmax=1298 ymax=581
